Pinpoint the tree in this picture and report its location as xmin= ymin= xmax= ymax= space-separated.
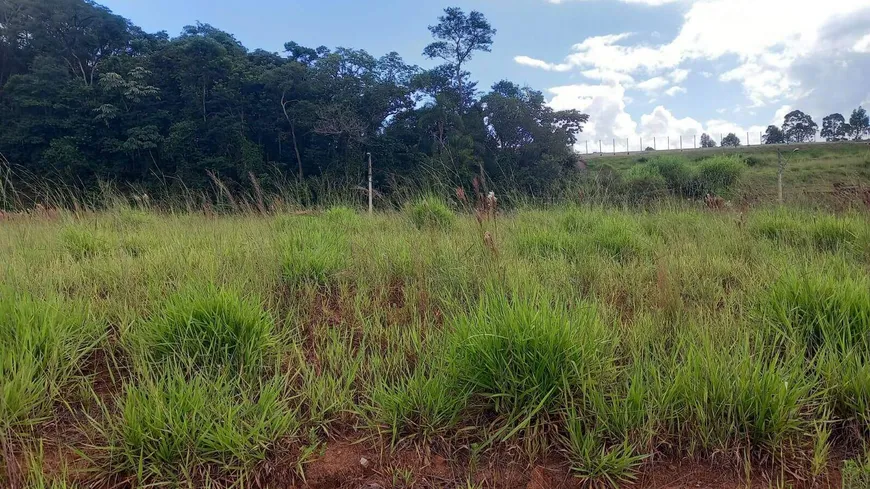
xmin=721 ymin=133 xmax=740 ymax=147
xmin=848 ymin=106 xmax=869 ymax=141
xmin=782 ymin=110 xmax=818 ymax=143
xmin=763 ymin=125 xmax=785 ymax=144
xmin=820 ymin=113 xmax=849 ymax=141
xmin=700 ymin=133 xmax=716 ymax=148
xmin=423 ymin=7 xmax=495 ymax=105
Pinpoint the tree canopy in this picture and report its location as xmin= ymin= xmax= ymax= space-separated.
xmin=720 ymin=133 xmax=740 ymax=147
xmin=0 ymin=1 xmax=587 ymax=198
xmin=782 ymin=110 xmax=818 ymax=143
xmin=699 ymin=133 xmax=716 ymax=148
xmin=849 ymin=107 xmax=869 ymax=141
xmin=820 ymin=113 xmax=849 ymax=142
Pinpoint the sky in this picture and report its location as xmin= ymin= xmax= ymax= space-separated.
xmin=100 ymin=0 xmax=870 ymax=151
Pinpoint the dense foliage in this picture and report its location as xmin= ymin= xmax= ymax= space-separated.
xmin=0 ymin=0 xmax=587 ymax=197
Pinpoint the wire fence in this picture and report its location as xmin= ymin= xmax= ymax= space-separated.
xmin=580 ymin=132 xmax=829 ymax=156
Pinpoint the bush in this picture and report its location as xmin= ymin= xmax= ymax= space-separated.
xmin=693 ymin=156 xmax=745 ymax=196
xmin=323 ymin=205 xmax=359 ymax=226
xmin=131 ymin=286 xmax=277 ymax=375
xmin=408 ymin=196 xmax=454 ymax=230
xmin=622 ymin=165 xmax=667 ymax=203
xmin=650 ymin=157 xmax=693 ymax=196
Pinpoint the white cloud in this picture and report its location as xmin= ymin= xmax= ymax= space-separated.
xmin=669 ymin=68 xmax=690 ymax=83
xmin=517 ymin=0 xmax=870 ymax=108
xmin=581 ymin=69 xmax=636 ymax=86
xmin=547 ymin=82 xmax=764 ymax=151
xmin=548 ymin=0 xmax=679 ymax=4
xmin=635 ymin=76 xmax=670 ymax=93
xmin=854 ymin=33 xmax=870 ymax=53
xmin=664 ymin=86 xmax=686 ymax=96
xmin=514 ymin=55 xmax=571 ymax=72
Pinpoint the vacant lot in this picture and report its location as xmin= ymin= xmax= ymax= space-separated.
xmin=1 ymin=197 xmax=869 ymax=488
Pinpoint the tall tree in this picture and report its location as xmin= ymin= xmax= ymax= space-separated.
xmin=782 ymin=110 xmax=818 ymax=143
xmin=763 ymin=125 xmax=785 ymax=144
xmin=721 ymin=133 xmax=740 ymax=147
xmin=423 ymin=7 xmax=495 ymax=106
xmin=700 ymin=133 xmax=716 ymax=148
xmin=848 ymin=106 xmax=869 ymax=141
xmin=820 ymin=113 xmax=848 ymax=141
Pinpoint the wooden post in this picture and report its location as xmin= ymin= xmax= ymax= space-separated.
xmin=367 ymin=152 xmax=373 ymax=214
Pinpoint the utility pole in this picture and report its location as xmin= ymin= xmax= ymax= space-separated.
xmin=367 ymin=152 xmax=373 ymax=214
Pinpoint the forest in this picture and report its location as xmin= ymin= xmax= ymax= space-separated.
xmin=0 ymin=0 xmax=589 ymax=197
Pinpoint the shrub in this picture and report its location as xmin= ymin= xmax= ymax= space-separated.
xmin=408 ymin=196 xmax=454 ymax=230
xmin=106 ymin=369 xmax=296 ymax=483
xmin=650 ymin=157 xmax=692 ymax=196
xmin=130 ymin=286 xmax=277 ymax=375
xmin=0 ymin=295 xmax=100 ymax=430
xmin=622 ymin=165 xmax=667 ymax=203
xmin=843 ymin=451 xmax=870 ymax=489
xmin=693 ymin=156 xmax=745 ymax=196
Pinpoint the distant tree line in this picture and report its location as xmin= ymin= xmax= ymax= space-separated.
xmin=0 ymin=0 xmax=588 ymax=196
xmin=763 ymin=107 xmax=869 ymax=145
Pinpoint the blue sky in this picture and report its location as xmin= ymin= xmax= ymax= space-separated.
xmin=101 ymin=0 xmax=870 ymax=150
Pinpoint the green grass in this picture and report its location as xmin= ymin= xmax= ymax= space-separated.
xmin=1 ymin=201 xmax=869 ymax=487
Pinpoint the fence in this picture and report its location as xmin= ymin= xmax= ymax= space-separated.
xmin=580 ymin=132 xmax=818 ymax=156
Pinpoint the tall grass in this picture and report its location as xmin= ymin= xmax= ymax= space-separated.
xmin=1 ymin=201 xmax=869 ymax=487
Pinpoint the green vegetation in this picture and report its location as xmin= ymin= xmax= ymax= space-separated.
xmin=2 ymin=200 xmax=869 ymax=488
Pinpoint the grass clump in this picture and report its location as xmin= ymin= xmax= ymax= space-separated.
xmin=693 ymin=156 xmax=745 ymax=196
xmin=563 ymin=415 xmax=647 ymax=487
xmin=280 ymin=223 xmax=348 ymax=286
xmin=129 ymin=286 xmax=277 ymax=375
xmin=0 ymin=295 xmax=100 ymax=431
xmin=447 ymin=292 xmax=617 ymax=438
xmin=407 ymin=195 xmax=454 ymax=230
xmin=59 ymin=225 xmax=112 ymax=260
xmin=767 ymin=274 xmax=870 ymax=355
xmin=105 ymin=369 xmax=296 ymax=483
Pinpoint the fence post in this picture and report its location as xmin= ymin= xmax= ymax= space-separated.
xmin=626 ymin=138 xmax=629 ymax=155
xmin=680 ymin=135 xmax=683 ymax=151
xmin=586 ymin=141 xmax=588 ymax=155
xmin=693 ymin=134 xmax=696 ymax=149
xmin=654 ymin=137 xmax=656 ymax=150
xmin=612 ymin=138 xmax=616 ymax=155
